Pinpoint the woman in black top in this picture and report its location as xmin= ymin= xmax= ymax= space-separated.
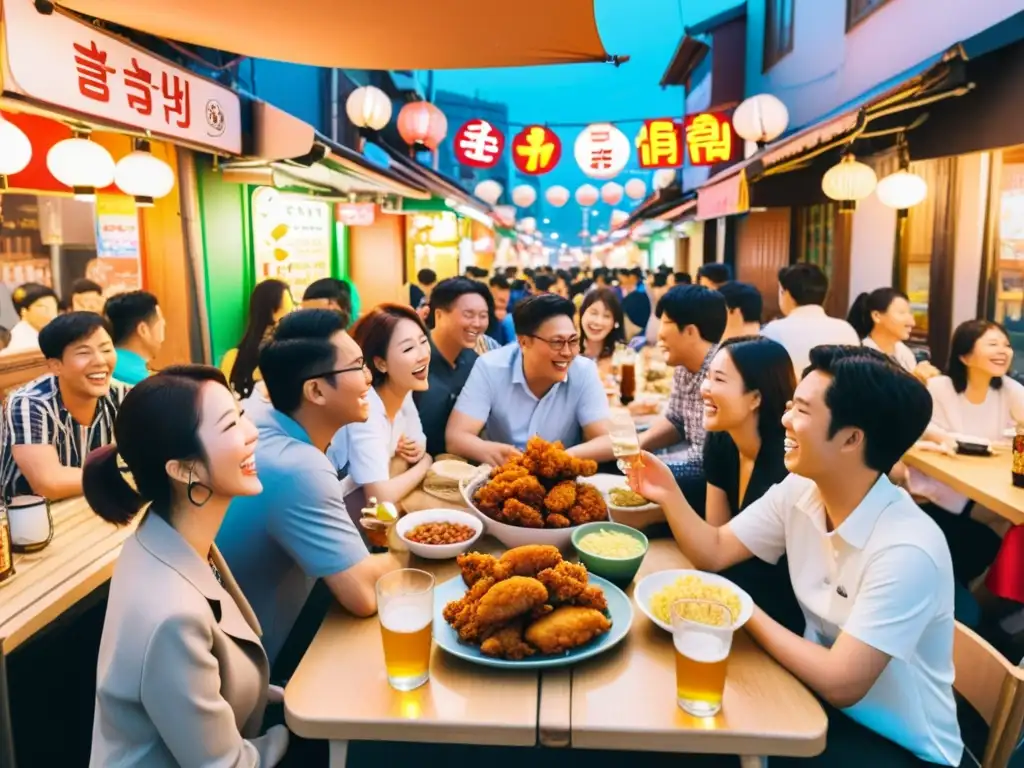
xmin=700 ymin=336 xmax=804 ymax=634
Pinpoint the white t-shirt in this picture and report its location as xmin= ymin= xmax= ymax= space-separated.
xmin=761 ymin=305 xmax=861 ymax=376
xmin=730 ymin=474 xmax=963 ymax=766
xmin=328 ymin=388 xmax=426 ymax=489
xmin=861 ymin=336 xmax=918 ymax=373
xmin=0 ymin=320 xmax=40 ymax=356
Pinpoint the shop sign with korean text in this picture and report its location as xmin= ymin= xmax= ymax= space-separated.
xmin=1 ymin=0 xmax=241 ymax=154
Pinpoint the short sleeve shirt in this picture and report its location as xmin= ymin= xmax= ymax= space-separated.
xmin=1 ymin=374 xmax=128 ymax=497
xmin=328 ymin=388 xmax=426 ymax=485
xmin=703 ymin=431 xmax=787 ymax=517
xmin=216 ymin=390 xmax=368 ymax=664
xmin=413 ymin=339 xmax=477 ymax=456
xmin=452 ymin=344 xmax=609 ymax=449
xmin=728 ymin=474 xmax=963 ymax=766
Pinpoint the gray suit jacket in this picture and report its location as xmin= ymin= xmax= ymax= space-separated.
xmin=90 ymin=511 xmax=276 ymax=767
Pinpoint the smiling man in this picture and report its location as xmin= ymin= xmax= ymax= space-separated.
xmin=1 ymin=312 xmax=126 ymax=499
xmin=446 ymin=293 xmax=612 ymax=466
xmin=217 ymin=309 xmax=400 ymax=667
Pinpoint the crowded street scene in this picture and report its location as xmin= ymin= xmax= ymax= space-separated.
xmin=2 ymin=0 xmax=1024 ymax=765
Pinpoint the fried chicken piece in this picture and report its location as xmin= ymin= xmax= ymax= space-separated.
xmin=499 ymin=498 xmax=545 ymax=528
xmin=490 ymin=465 xmax=530 ymax=483
xmin=524 ymin=606 xmax=612 ymax=655
xmin=570 ymin=456 xmax=599 ymax=478
xmin=443 ymin=576 xmax=496 ymax=643
xmin=521 ymin=437 xmax=575 ymax=481
xmin=498 ymin=544 xmax=563 ymax=577
xmin=480 ymin=621 xmax=535 ymax=661
xmin=537 ymin=561 xmax=589 ymax=604
xmin=475 ymin=576 xmax=549 ymax=631
xmin=545 ymin=513 xmax=571 ymax=529
xmin=544 ymin=480 xmax=577 ymax=514
xmin=567 ymin=482 xmax=609 ymax=525
xmin=509 ymin=475 xmax=547 ymax=508
xmin=571 ymin=584 xmax=609 ymax=612
xmin=456 ymin=552 xmax=511 ymax=587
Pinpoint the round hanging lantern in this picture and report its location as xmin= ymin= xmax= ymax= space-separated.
xmin=574 ymin=123 xmax=630 ymax=179
xmin=345 ymin=85 xmax=392 ymax=131
xmin=822 ymin=154 xmax=877 ymax=212
xmin=610 ymin=209 xmax=630 ymax=228
xmin=512 ymin=184 xmax=537 ymax=208
xmin=732 ymin=94 xmax=789 ymax=145
xmin=601 ymin=182 xmax=623 ymax=206
xmin=397 ymin=101 xmax=448 ymax=150
xmin=518 ymin=217 xmax=537 ymax=235
xmin=46 ymin=133 xmax=115 ymax=197
xmin=114 ymin=141 xmax=175 ymax=205
xmin=545 ymin=185 xmax=570 ymax=208
xmin=474 ymin=179 xmax=503 ymax=205
xmin=0 ymin=115 xmax=32 ymax=178
xmin=876 ymin=170 xmax=928 ymax=210
xmin=624 ymin=178 xmax=647 ymax=200
xmin=653 ymin=169 xmax=676 ymax=190
xmin=575 ymin=183 xmax=599 ymax=207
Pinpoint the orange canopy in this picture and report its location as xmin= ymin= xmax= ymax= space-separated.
xmin=56 ymin=0 xmax=616 ymax=70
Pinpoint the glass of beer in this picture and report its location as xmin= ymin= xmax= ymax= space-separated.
xmin=671 ymin=599 xmax=734 ymax=717
xmin=610 ymin=407 xmax=642 ymax=472
xmin=376 ymin=569 xmax=435 ymax=691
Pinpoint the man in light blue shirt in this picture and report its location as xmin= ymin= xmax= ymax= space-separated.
xmin=217 ymin=310 xmax=400 ymax=665
xmin=446 ymin=293 xmax=613 ymax=467
xmin=104 ymin=291 xmax=165 ymax=385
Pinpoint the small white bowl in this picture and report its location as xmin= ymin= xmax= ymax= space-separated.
xmin=634 ymin=569 xmax=754 ymax=632
xmin=395 ymin=509 xmax=483 ymax=560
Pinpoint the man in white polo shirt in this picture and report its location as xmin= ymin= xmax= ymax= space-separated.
xmin=630 ymin=345 xmax=963 ymax=766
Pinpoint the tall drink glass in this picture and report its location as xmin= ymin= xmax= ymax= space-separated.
xmin=610 ymin=407 xmax=642 ymax=473
xmin=376 ymin=569 xmax=434 ymax=691
xmin=672 ymin=599 xmax=734 ymax=717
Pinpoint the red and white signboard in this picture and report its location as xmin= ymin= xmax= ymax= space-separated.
xmin=335 ymin=202 xmax=376 ymax=227
xmin=1 ymin=0 xmax=242 ymax=155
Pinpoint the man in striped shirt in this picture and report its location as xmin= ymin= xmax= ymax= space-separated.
xmin=2 ymin=312 xmax=128 ymax=500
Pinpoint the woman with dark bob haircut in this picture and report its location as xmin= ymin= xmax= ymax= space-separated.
xmin=578 ymin=287 xmax=625 ymax=381
xmin=84 ymin=366 xmax=289 ymax=767
xmin=327 ymin=303 xmax=433 ymax=505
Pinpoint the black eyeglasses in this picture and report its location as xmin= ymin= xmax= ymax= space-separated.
xmin=527 ymin=335 xmax=580 ymax=352
xmin=302 ymin=359 xmax=368 ymax=382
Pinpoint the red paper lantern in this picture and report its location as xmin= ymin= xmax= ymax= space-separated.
xmin=601 ymin=182 xmax=623 ymax=206
xmin=398 ymin=101 xmax=448 ymax=151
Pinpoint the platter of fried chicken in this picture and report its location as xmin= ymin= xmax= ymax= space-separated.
xmin=434 ymin=544 xmax=633 ymax=669
xmin=460 ymin=437 xmax=610 ymax=550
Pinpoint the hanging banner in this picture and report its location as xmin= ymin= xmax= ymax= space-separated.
xmin=684 ymin=112 xmax=739 ymax=167
xmin=90 ymin=195 xmax=142 ymax=294
xmin=574 ymin=123 xmax=630 ymax=179
xmin=636 ymin=118 xmax=683 ymax=169
xmin=252 ymin=187 xmax=332 ymax=299
xmin=453 ymin=119 xmax=505 ymax=169
xmin=511 ymin=125 xmax=561 ymax=175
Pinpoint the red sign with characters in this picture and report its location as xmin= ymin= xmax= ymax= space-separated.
xmin=453 ymin=119 xmax=505 ymax=169
xmin=636 ymin=118 xmax=683 ymax=169
xmin=684 ymin=112 xmax=738 ymax=167
xmin=511 ymin=125 xmax=561 ymax=175
xmin=335 ymin=203 xmax=377 ymax=227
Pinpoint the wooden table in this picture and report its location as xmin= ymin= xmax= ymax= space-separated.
xmin=568 ymin=541 xmax=828 ymax=763
xmin=0 ymin=496 xmax=137 ymax=767
xmin=904 ymin=447 xmax=1024 ymax=525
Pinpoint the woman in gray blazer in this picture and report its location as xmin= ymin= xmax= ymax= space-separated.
xmin=83 ymin=365 xmax=288 ymax=767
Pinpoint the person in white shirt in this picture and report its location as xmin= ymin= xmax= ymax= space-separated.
xmin=848 ymin=287 xmax=939 ymax=380
xmin=329 ymin=304 xmax=433 ymax=504
xmin=629 ymin=345 xmax=963 ymax=767
xmin=761 ymin=263 xmax=860 ymax=376
xmin=1 ymin=282 xmax=59 ymax=356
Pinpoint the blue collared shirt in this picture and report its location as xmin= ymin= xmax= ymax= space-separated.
xmin=452 ymin=344 xmax=609 ymax=449
xmin=113 ymin=348 xmax=150 ymax=386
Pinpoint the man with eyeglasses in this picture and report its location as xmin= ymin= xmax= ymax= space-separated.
xmin=218 ymin=309 xmax=400 ymax=674
xmin=446 ymin=293 xmax=613 ymax=466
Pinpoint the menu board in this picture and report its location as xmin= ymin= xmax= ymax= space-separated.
xmin=251 ymin=187 xmax=332 ymax=299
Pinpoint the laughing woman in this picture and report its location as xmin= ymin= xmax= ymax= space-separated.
xmin=329 ymin=304 xmax=433 ymax=504
xmin=579 ymin=287 xmax=625 ymax=381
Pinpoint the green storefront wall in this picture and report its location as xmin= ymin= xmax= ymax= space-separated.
xmin=194 ymin=156 xmax=352 ymax=367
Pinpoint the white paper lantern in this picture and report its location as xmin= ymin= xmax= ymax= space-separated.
xmin=545 ymin=185 xmax=570 ymax=208
xmin=624 ymin=178 xmax=647 ymax=200
xmin=574 ymin=123 xmax=630 ymax=179
xmin=732 ymin=94 xmax=789 ymax=145
xmin=601 ymin=181 xmax=623 ymax=206
xmin=875 ymin=170 xmax=928 ymax=210
xmin=46 ymin=135 xmax=115 ymax=197
xmin=0 ymin=115 xmax=32 ymax=177
xmin=518 ymin=216 xmax=537 ymax=234
xmin=114 ymin=143 xmax=175 ymax=204
xmin=575 ymin=184 xmax=599 ymax=207
xmin=512 ymin=184 xmax=537 ymax=208
xmin=610 ymin=209 xmax=629 ymax=228
xmin=822 ymin=154 xmax=877 ymax=212
xmin=653 ymin=169 xmax=676 ymax=190
xmin=474 ymin=179 xmax=503 ymax=205
xmin=345 ymin=85 xmax=392 ymax=131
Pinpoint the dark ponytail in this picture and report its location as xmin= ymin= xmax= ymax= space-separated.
xmin=846 ymin=287 xmax=907 ymax=339
xmin=83 ymin=365 xmax=231 ymax=526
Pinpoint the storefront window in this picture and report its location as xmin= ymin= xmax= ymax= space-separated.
xmin=407 ymin=212 xmax=462 ymax=279
xmin=896 ymin=159 xmax=944 ymax=335
xmin=992 ymin=146 xmax=1024 ymax=375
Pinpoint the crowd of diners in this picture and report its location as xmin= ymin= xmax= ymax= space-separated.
xmin=2 ymin=259 xmax=1022 ymax=766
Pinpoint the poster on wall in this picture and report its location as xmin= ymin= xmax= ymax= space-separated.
xmin=252 ymin=187 xmax=332 ymax=299
xmin=91 ymin=195 xmax=142 ymax=294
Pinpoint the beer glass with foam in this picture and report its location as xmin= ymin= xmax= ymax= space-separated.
xmin=376 ymin=569 xmax=434 ymax=691
xmin=671 ymin=599 xmax=734 ymax=717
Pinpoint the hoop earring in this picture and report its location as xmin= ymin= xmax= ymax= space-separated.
xmin=187 ymin=465 xmax=213 ymax=508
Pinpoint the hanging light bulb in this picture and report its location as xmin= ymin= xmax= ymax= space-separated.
xmin=115 ymin=139 xmax=175 ymax=206
xmin=0 ymin=114 xmax=32 ymax=189
xmin=821 ymin=153 xmax=877 ymax=213
xmin=47 ymin=131 xmax=115 ymax=200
